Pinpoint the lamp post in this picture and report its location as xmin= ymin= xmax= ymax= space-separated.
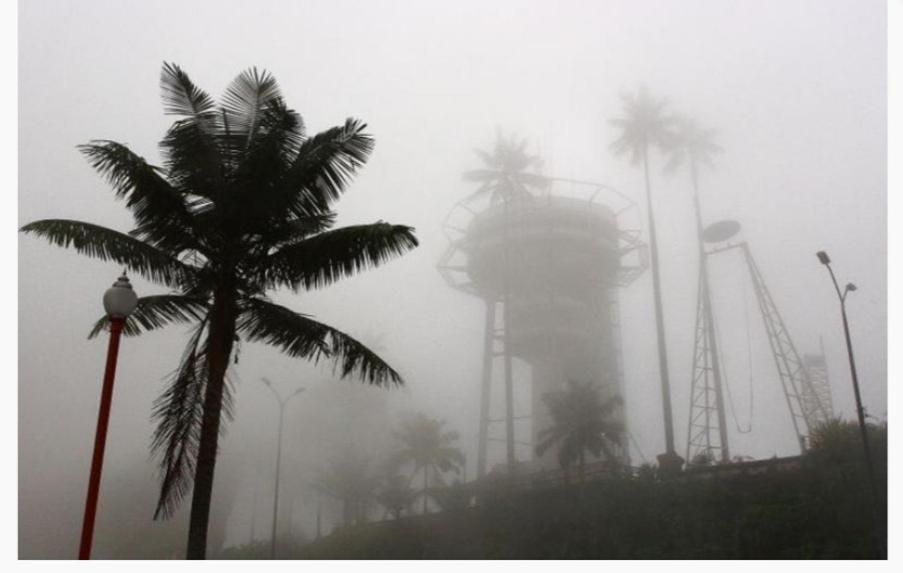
xmin=262 ymin=377 xmax=304 ymax=559
xmin=816 ymin=251 xmax=883 ymax=552
xmin=78 ymin=273 xmax=138 ymax=559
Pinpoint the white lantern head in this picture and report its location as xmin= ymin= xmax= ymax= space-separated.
xmin=103 ymin=272 xmax=139 ymax=318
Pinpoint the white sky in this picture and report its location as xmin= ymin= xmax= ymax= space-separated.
xmin=15 ymin=0 xmax=890 ymax=560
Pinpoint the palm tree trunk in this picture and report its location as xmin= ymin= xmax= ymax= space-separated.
xmin=186 ymin=289 xmax=237 ymax=559
xmin=642 ymin=146 xmax=676 ymax=456
xmin=502 ymin=199 xmax=516 ymax=472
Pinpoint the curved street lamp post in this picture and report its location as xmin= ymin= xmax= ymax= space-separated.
xmin=78 ymin=273 xmax=138 ymax=559
xmin=816 ymin=251 xmax=883 ymax=553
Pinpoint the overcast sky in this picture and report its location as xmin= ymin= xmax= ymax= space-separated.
xmin=18 ymin=0 xmax=886 ymax=558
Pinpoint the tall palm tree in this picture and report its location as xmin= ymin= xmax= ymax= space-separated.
xmin=391 ymin=414 xmax=464 ymax=514
xmin=463 ymin=132 xmax=547 ymax=473
xmin=665 ymin=116 xmax=730 ymax=463
xmin=535 ymin=380 xmax=623 ymax=480
xmin=609 ymin=87 xmax=680 ymax=469
xmin=20 ymin=63 xmax=418 ymax=558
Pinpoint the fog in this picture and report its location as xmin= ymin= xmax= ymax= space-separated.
xmin=18 ymin=0 xmax=886 ymax=559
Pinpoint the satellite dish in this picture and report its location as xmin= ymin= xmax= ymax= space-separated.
xmin=702 ymin=220 xmax=741 ymax=243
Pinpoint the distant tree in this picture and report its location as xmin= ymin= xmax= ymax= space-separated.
xmin=430 ymin=477 xmax=474 ymax=512
xmin=690 ymin=451 xmax=716 ymax=467
xmin=809 ymin=417 xmax=887 ymax=466
xmin=535 ymin=381 xmax=624 ymax=480
xmin=20 ymin=63 xmax=418 ymax=558
xmin=313 ymin=450 xmax=379 ymax=527
xmin=392 ymin=414 xmax=465 ymax=514
xmin=636 ymin=463 xmax=657 ymax=481
xmin=374 ymin=474 xmax=418 ymax=520
xmin=462 ymin=131 xmax=549 ymax=205
xmin=663 ymin=114 xmax=722 ymax=184
xmin=609 ymin=87 xmax=680 ymax=460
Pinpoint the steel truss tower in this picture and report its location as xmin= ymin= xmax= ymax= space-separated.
xmin=439 ymin=179 xmax=647 ymax=476
xmin=692 ymin=239 xmax=831 ymax=454
xmin=801 ymin=339 xmax=835 ymax=423
xmin=686 ymin=194 xmax=730 ymax=465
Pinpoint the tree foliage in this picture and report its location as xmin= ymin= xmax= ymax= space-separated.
xmin=462 ymin=131 xmax=549 ymax=204
xmin=21 ymin=63 xmax=418 ymax=557
xmin=535 ymin=380 xmax=624 ymax=474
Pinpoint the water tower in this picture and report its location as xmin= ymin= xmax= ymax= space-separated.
xmin=438 ymin=136 xmax=647 ymax=475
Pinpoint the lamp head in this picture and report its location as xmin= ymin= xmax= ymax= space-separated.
xmin=102 ymin=273 xmax=138 ymax=318
xmin=816 ymin=251 xmax=831 ymax=265
xmin=845 ymin=283 xmax=857 ymax=293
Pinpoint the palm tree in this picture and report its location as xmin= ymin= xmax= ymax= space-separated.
xmin=20 ymin=63 xmax=418 ymax=559
xmin=665 ymin=116 xmax=730 ymax=463
xmin=462 ymin=131 xmax=549 ymax=204
xmin=609 ymin=87 xmax=680 ymax=469
xmin=463 ymin=132 xmax=547 ymax=473
xmin=535 ymin=380 xmax=623 ymax=481
xmin=391 ymin=414 xmax=465 ymax=514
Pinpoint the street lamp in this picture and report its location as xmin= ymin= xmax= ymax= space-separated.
xmin=816 ymin=251 xmax=883 ymax=551
xmin=78 ymin=273 xmax=138 ymax=559
xmin=262 ymin=377 xmax=305 ymax=559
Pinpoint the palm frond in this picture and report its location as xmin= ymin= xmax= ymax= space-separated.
xmin=78 ymin=141 xmax=200 ymax=251
xmin=158 ymin=62 xmax=224 ymax=198
xmin=151 ymin=321 xmax=209 ymax=519
xmin=160 ymin=118 xmax=225 ymax=200
xmin=20 ymin=219 xmax=195 ymax=287
xmin=260 ymin=222 xmax=418 ymax=291
xmin=280 ymin=119 xmax=375 ymax=217
xmin=664 ymin=115 xmax=723 ymax=176
xmin=609 ymin=87 xmax=676 ymax=165
xmin=160 ymin=62 xmax=216 ymax=120
xmin=88 ymin=295 xmax=208 ymax=339
xmin=238 ymin=298 xmax=402 ymax=386
xmin=221 ymin=67 xmax=282 ymax=147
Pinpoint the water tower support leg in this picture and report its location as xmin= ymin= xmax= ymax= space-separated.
xmin=476 ymin=300 xmax=496 ymax=478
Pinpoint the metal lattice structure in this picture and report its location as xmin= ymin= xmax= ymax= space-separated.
xmin=685 ymin=195 xmax=730 ymax=466
xmin=802 ymin=340 xmax=835 ymax=423
xmin=699 ymin=240 xmax=831 ymax=453
xmin=685 ymin=263 xmax=730 ymax=464
xmin=438 ymin=178 xmax=648 ymax=475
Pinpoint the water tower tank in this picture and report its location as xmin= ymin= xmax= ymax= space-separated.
xmin=440 ymin=181 xmax=646 ymax=472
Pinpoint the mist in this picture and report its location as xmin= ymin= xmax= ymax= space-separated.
xmin=18 ymin=0 xmax=886 ymax=560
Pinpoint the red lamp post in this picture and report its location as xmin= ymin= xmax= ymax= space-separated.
xmin=78 ymin=273 xmax=138 ymax=560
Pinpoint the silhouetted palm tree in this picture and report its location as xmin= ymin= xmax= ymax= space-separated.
xmin=20 ymin=63 xmax=418 ymax=558
xmin=462 ymin=131 xmax=549 ymax=204
xmin=663 ymin=115 xmax=722 ymax=184
xmin=535 ymin=381 xmax=623 ymax=480
xmin=462 ymin=132 xmax=547 ymax=472
xmin=609 ymin=87 xmax=680 ymax=464
xmin=392 ymin=414 xmax=465 ymax=514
